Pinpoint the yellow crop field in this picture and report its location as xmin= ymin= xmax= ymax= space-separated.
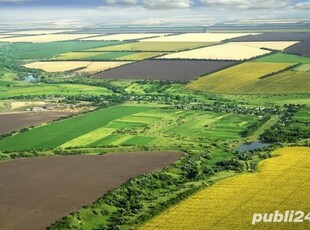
xmin=159 ymin=43 xmax=270 ymax=60
xmin=233 ymin=41 xmax=299 ymax=51
xmin=81 ymin=33 xmax=170 ymax=41
xmin=187 ymin=62 xmax=293 ymax=94
xmin=141 ymin=147 xmax=310 ymax=230
xmin=25 ymin=61 xmax=91 ymax=72
xmin=77 ymin=61 xmax=130 ymax=74
xmin=142 ymin=33 xmax=259 ymax=42
xmin=25 ymin=61 xmax=129 ymax=73
xmin=5 ymin=30 xmax=75 ymax=35
xmin=0 ymin=34 xmax=99 ymax=43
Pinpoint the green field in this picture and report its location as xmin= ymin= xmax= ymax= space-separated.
xmin=88 ymin=42 xmax=216 ymax=52
xmin=0 ymin=83 xmax=113 ymax=98
xmin=187 ymin=62 xmax=297 ymax=94
xmin=294 ymin=64 xmax=310 ymax=71
xmin=0 ymin=105 xmax=152 ymax=151
xmin=239 ymin=70 xmax=310 ymax=94
xmin=1 ymin=41 xmax=123 ymax=59
xmin=254 ymin=53 xmax=310 ymax=64
xmin=167 ymin=113 xmax=257 ymax=140
xmin=0 ymin=104 xmax=260 ymax=151
xmin=53 ymin=51 xmax=166 ymax=61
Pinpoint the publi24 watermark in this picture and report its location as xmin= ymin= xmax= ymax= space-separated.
xmin=252 ymin=210 xmax=310 ymax=225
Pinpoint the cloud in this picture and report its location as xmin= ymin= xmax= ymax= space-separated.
xmin=294 ymin=1 xmax=310 ymax=9
xmin=143 ymin=0 xmax=193 ymax=9
xmin=199 ymin=0 xmax=291 ymax=9
xmin=104 ymin=0 xmax=138 ymax=5
xmin=104 ymin=0 xmax=193 ymax=9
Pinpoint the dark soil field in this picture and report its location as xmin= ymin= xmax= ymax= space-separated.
xmin=0 ymin=151 xmax=182 ymax=230
xmin=0 ymin=111 xmax=71 ymax=135
xmin=93 ymin=60 xmax=236 ymax=81
xmin=285 ymin=41 xmax=310 ymax=56
xmin=226 ymin=32 xmax=310 ymax=42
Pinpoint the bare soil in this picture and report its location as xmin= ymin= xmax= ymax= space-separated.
xmin=285 ymin=41 xmax=310 ymax=56
xmin=0 ymin=151 xmax=182 ymax=230
xmin=0 ymin=111 xmax=71 ymax=135
xmin=93 ymin=60 xmax=236 ymax=82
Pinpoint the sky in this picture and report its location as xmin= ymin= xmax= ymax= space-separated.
xmin=0 ymin=0 xmax=309 ymax=25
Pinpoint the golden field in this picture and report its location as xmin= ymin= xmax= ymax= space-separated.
xmin=25 ymin=61 xmax=129 ymax=73
xmin=76 ymin=61 xmax=130 ymax=74
xmin=233 ymin=41 xmax=299 ymax=51
xmin=186 ymin=62 xmax=293 ymax=94
xmin=159 ymin=43 xmax=270 ymax=60
xmin=0 ymin=34 xmax=99 ymax=43
xmin=141 ymin=33 xmax=259 ymax=42
xmin=25 ymin=61 xmax=91 ymax=72
xmin=81 ymin=33 xmax=170 ymax=41
xmin=141 ymin=147 xmax=310 ymax=230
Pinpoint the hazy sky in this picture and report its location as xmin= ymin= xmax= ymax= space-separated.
xmin=0 ymin=0 xmax=309 ymax=25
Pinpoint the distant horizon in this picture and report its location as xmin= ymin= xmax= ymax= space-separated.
xmin=0 ymin=0 xmax=309 ymax=26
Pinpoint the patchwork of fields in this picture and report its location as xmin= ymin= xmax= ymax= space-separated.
xmin=141 ymin=147 xmax=310 ymax=230
xmin=0 ymin=29 xmax=310 ymax=230
xmin=94 ymin=60 xmax=236 ymax=81
xmin=0 ymin=105 xmax=258 ymax=151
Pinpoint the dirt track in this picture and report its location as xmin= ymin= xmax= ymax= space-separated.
xmin=0 ymin=151 xmax=182 ymax=230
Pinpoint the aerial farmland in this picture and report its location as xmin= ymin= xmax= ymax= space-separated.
xmin=0 ymin=7 xmax=309 ymax=230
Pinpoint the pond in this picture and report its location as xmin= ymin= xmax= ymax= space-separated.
xmin=236 ymin=141 xmax=270 ymax=152
xmin=22 ymin=75 xmax=37 ymax=83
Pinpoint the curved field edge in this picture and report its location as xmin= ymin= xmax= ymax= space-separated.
xmin=140 ymin=147 xmax=310 ymax=230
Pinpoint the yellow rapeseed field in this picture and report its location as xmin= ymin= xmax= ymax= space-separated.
xmin=186 ymin=62 xmax=293 ymax=94
xmin=140 ymin=147 xmax=310 ymax=230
